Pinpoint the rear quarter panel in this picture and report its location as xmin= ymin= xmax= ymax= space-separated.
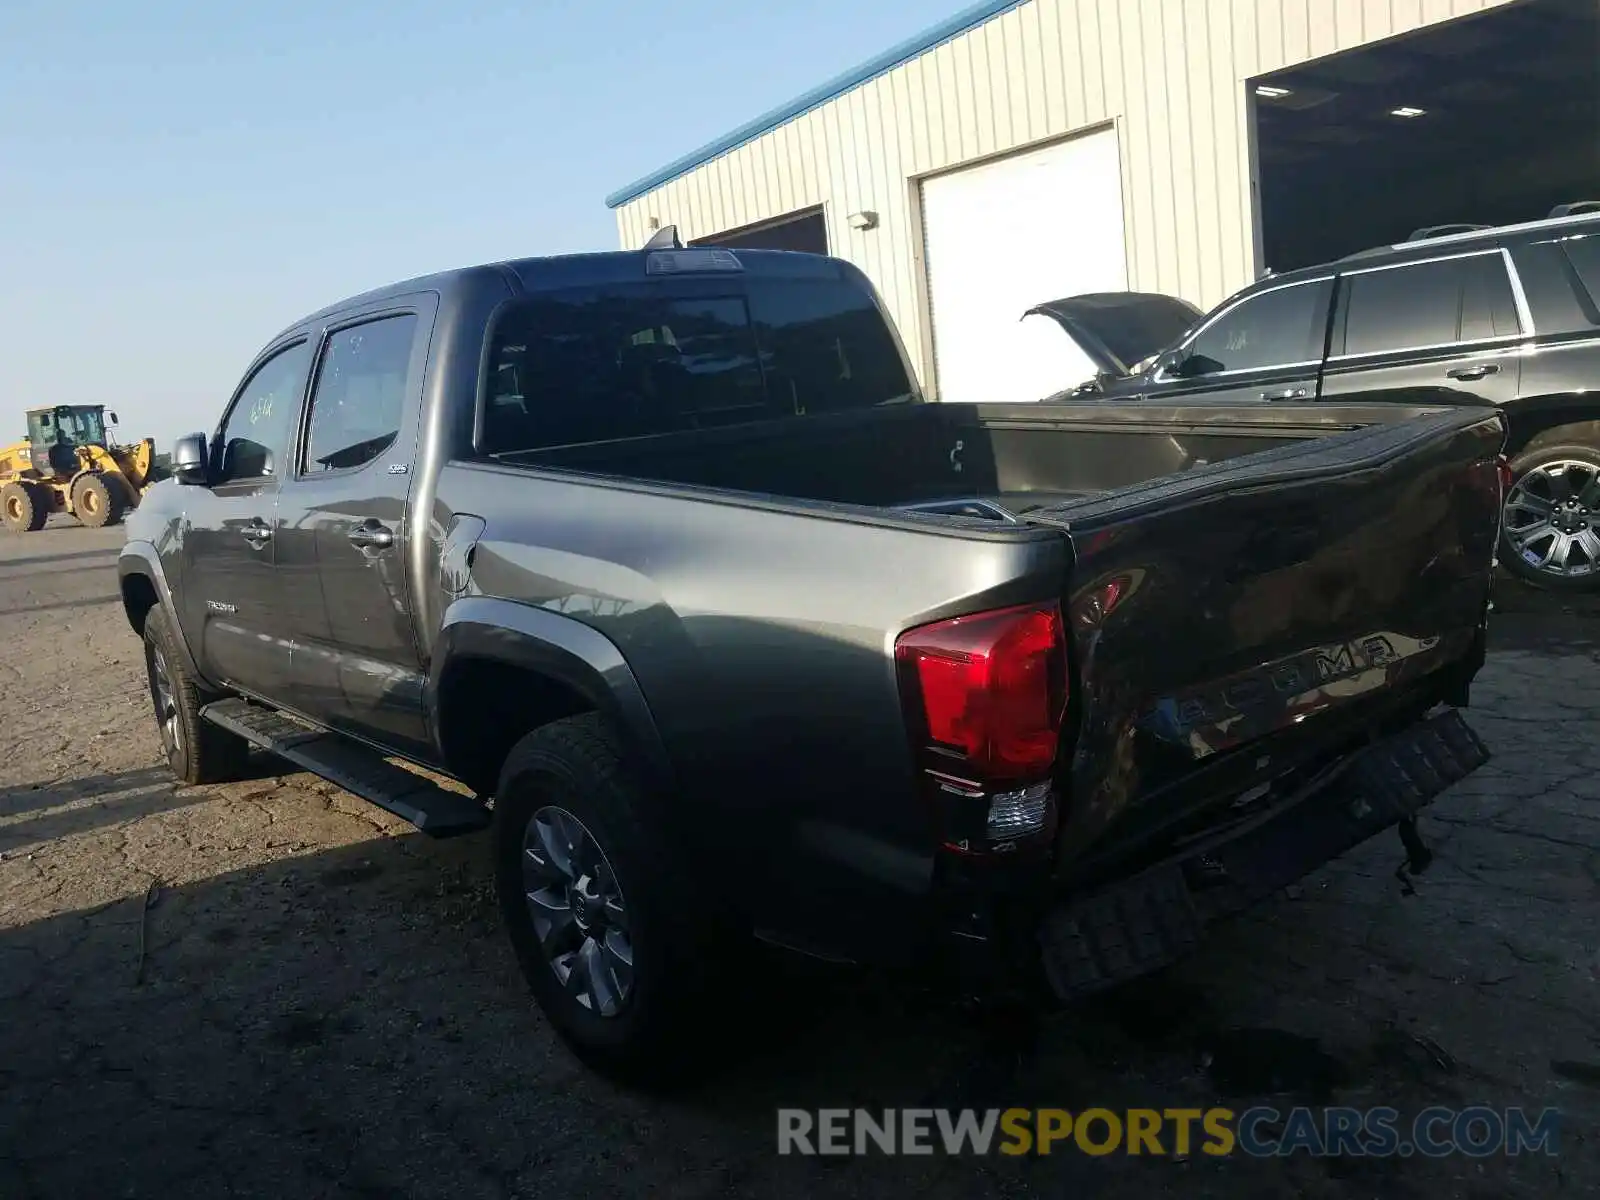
xmin=437 ymin=462 xmax=1069 ymax=959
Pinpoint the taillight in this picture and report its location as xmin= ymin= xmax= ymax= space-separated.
xmin=1496 ymin=454 xmax=1514 ymax=497
xmin=895 ymin=602 xmax=1069 ymax=853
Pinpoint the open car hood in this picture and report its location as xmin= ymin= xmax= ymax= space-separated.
xmin=1025 ymin=292 xmax=1204 ymax=379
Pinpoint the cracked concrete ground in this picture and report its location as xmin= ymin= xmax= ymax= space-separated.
xmin=0 ymin=523 xmax=1596 ymax=1199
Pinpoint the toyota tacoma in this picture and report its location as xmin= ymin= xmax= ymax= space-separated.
xmin=120 ymin=242 xmax=1504 ymax=1078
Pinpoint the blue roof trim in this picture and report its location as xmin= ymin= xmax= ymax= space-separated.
xmin=604 ymin=0 xmax=1027 ymax=210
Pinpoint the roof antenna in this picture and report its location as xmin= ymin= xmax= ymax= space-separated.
xmin=642 ymin=224 xmax=683 ymax=250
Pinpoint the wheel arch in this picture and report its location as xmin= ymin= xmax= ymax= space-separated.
xmin=429 ymin=597 xmax=674 ymax=799
xmin=117 ymin=543 xmax=205 ymax=679
xmin=1500 ymin=396 xmax=1600 ymax=459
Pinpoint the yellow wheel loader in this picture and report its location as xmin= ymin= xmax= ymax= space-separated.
xmin=0 ymin=405 xmax=164 ymax=533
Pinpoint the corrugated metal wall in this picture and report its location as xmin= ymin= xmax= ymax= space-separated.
xmin=614 ymin=0 xmax=1515 ymax=393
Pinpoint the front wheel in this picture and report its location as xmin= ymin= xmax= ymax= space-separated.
xmin=1499 ymin=444 xmax=1600 ymax=591
xmin=72 ymin=472 xmax=124 ymax=528
xmin=143 ymin=606 xmax=250 ymax=784
xmin=493 ymin=714 xmax=727 ymax=1083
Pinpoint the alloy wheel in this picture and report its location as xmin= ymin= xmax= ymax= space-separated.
xmin=1503 ymin=458 xmax=1600 ymax=580
xmin=521 ymin=805 xmax=634 ymax=1017
xmin=148 ymin=644 xmax=182 ymax=758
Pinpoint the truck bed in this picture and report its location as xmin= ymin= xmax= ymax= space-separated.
xmin=482 ymin=398 xmax=1505 ymax=896
xmin=502 ymin=398 xmax=1463 ymax=517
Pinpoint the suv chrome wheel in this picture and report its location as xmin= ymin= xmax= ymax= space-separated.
xmin=1503 ymin=457 xmax=1600 ymax=581
xmin=521 ymin=805 xmax=634 ymax=1017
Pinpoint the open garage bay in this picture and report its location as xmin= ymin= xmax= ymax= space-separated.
xmin=1253 ymin=0 xmax=1600 ymax=272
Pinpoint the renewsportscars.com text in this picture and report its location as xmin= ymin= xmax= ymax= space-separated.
xmin=777 ymin=1106 xmax=1561 ymax=1158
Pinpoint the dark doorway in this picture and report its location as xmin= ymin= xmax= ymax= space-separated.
xmin=1252 ymin=0 xmax=1600 ymax=272
xmin=691 ymin=207 xmax=829 ymax=255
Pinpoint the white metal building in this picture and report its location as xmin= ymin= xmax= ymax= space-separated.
xmin=608 ymin=0 xmax=1599 ymax=403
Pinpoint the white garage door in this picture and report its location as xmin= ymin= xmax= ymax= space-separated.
xmin=920 ymin=128 xmax=1127 ymax=404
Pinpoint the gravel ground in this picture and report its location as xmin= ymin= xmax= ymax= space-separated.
xmin=0 ymin=522 xmax=1596 ymax=1199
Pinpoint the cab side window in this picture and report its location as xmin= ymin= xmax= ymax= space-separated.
xmin=215 ymin=341 xmax=312 ymax=483
xmin=1179 ymin=279 xmax=1332 ymax=376
xmin=1335 ymin=253 xmax=1520 ymax=356
xmin=302 ymin=315 xmax=418 ymax=474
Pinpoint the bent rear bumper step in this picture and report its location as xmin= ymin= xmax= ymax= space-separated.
xmin=1038 ymin=708 xmax=1490 ymax=1001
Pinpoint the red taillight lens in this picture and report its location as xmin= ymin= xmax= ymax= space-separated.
xmin=1496 ymin=454 xmax=1514 ymax=496
xmin=894 ymin=602 xmax=1068 ymax=782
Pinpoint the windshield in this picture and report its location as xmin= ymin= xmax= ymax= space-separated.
xmin=50 ymin=407 xmax=106 ymax=447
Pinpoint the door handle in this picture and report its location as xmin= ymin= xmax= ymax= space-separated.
xmin=1260 ymin=387 xmax=1308 ymax=400
xmin=1446 ymin=363 xmax=1500 ymax=381
xmin=348 ymin=522 xmax=395 ymax=551
xmin=241 ymin=520 xmax=273 ymax=547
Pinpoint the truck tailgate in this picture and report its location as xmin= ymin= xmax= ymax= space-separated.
xmin=1023 ymin=406 xmax=1506 ymax=874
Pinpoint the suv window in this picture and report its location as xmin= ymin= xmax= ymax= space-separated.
xmin=1560 ymin=234 xmax=1600 ymax=316
xmin=216 ymin=341 xmax=311 ymax=483
xmin=1179 ymin=279 xmax=1331 ymax=375
xmin=302 ymin=314 xmax=418 ymax=473
xmin=481 ymin=279 xmax=913 ymax=454
xmin=1458 ymin=254 xmax=1522 ymax=341
xmin=1339 ymin=254 xmax=1519 ymax=356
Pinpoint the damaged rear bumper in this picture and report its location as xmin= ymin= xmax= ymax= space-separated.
xmin=1037 ymin=707 xmax=1491 ymax=1001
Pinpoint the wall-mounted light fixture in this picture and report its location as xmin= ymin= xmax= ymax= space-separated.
xmin=847 ymin=210 xmax=879 ymax=231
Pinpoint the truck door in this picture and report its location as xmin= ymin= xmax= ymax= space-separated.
xmin=1141 ymin=276 xmax=1333 ymax=405
xmin=1317 ymin=250 xmax=1523 ymax=407
xmin=272 ymin=301 xmax=435 ymax=759
xmin=181 ymin=340 xmax=311 ymax=694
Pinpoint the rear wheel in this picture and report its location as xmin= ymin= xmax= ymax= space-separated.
xmin=72 ymin=472 xmax=124 ymax=528
xmin=1499 ymin=444 xmax=1600 ymax=591
xmin=1 ymin=482 xmax=46 ymax=532
xmin=493 ymin=714 xmax=727 ymax=1083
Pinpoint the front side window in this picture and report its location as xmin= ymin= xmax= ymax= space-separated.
xmin=302 ymin=314 xmax=417 ymax=473
xmin=1178 ymin=280 xmax=1332 ymax=376
xmin=216 ymin=341 xmax=311 ymax=482
xmin=52 ymin=407 xmax=106 ymax=447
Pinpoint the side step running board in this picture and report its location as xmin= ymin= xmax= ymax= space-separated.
xmin=200 ymin=698 xmax=489 ymax=837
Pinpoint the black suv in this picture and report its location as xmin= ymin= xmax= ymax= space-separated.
xmin=1046 ymin=208 xmax=1600 ymax=591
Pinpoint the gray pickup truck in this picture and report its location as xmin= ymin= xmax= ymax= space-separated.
xmin=120 ymin=245 xmax=1504 ymax=1078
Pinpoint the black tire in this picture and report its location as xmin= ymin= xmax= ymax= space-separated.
xmin=72 ymin=472 xmax=123 ymax=528
xmin=106 ymin=472 xmax=140 ymax=513
xmin=143 ymin=606 xmax=250 ymax=785
xmin=0 ymin=482 xmax=45 ymax=532
xmin=1498 ymin=443 xmax=1600 ymax=592
xmin=493 ymin=714 xmax=726 ymax=1084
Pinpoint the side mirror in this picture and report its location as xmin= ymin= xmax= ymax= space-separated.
xmin=1170 ymin=352 xmax=1223 ymax=379
xmin=171 ymin=433 xmax=209 ymax=486
xmin=107 ymin=410 xmax=120 ymax=425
